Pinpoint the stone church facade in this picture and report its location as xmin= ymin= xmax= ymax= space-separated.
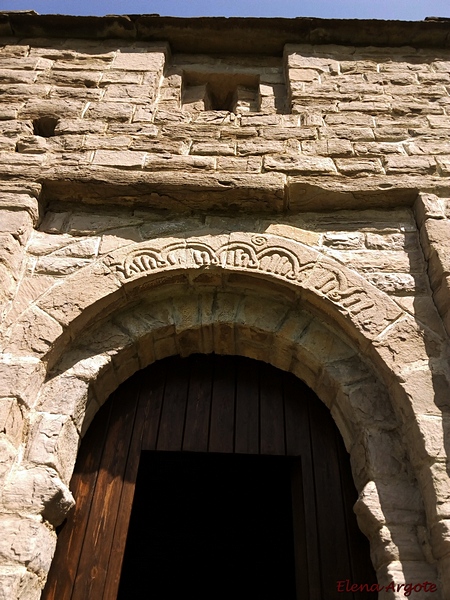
xmin=0 ymin=11 xmax=450 ymax=599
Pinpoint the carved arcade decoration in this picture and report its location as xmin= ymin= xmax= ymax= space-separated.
xmin=112 ymin=233 xmax=401 ymax=337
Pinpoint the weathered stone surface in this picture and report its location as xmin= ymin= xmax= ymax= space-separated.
xmin=374 ymin=316 xmax=444 ymax=372
xmin=0 ymin=233 xmax=21 ymax=272
xmin=0 ymin=436 xmax=16 ymax=492
xmin=5 ymin=306 xmax=64 ymax=356
xmin=35 ymin=256 xmax=92 ymax=275
xmin=0 ymin=398 xmax=23 ymax=447
xmin=0 ymin=515 xmax=55 ymax=576
xmin=0 ymin=360 xmax=44 ymax=408
xmin=3 ymin=466 xmax=74 ymax=525
xmin=0 ymin=19 xmax=450 ymax=600
xmin=0 ymin=566 xmax=40 ymax=600
xmin=112 ymin=47 xmax=168 ymax=71
xmin=264 ymin=154 xmax=336 ymax=173
xmin=366 ymin=273 xmax=426 ymax=295
xmin=335 ymin=158 xmax=383 ymax=174
xmin=0 ymin=211 xmax=33 ymax=241
xmin=384 ymin=155 xmax=436 ymax=174
xmin=323 ymin=231 xmax=364 ymax=249
xmin=26 ymin=412 xmax=79 ymax=484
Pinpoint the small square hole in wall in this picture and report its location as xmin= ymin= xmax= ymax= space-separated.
xmin=182 ymin=71 xmax=260 ymax=113
xmin=33 ymin=116 xmax=58 ymax=138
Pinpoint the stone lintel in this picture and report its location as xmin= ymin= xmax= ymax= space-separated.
xmin=39 ymin=172 xmax=450 ymax=214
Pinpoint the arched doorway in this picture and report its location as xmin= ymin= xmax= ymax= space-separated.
xmin=42 ymin=354 xmax=376 ymax=599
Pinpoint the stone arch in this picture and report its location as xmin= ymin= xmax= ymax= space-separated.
xmin=3 ymin=231 xmax=448 ymax=595
xmin=4 ymin=231 xmax=405 ymax=366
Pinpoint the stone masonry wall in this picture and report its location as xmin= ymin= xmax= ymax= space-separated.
xmin=0 ymin=22 xmax=450 ymax=600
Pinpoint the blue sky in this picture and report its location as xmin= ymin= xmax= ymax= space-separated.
xmin=1 ymin=0 xmax=450 ymax=20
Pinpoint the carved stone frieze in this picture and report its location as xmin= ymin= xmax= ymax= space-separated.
xmin=113 ymin=233 xmax=402 ymax=337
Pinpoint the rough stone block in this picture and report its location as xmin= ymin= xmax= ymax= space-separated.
xmin=0 ymin=515 xmax=55 ymax=576
xmin=103 ymin=83 xmax=156 ymax=102
xmin=237 ymin=140 xmax=285 ymax=155
xmin=0 ymin=566 xmax=41 ymax=600
xmin=323 ymin=232 xmax=364 ymax=249
xmin=0 ymin=233 xmax=21 ymax=272
xmin=18 ymin=99 xmax=85 ymax=119
xmin=26 ymin=412 xmax=79 ymax=484
xmin=260 ymin=126 xmax=317 ymax=141
xmin=366 ymin=273 xmax=424 ymax=295
xmin=3 ymin=465 xmax=74 ymax=525
xmin=414 ymin=193 xmax=446 ymax=226
xmin=435 ymin=154 xmax=450 ymax=175
xmin=130 ymin=138 xmax=187 ymax=153
xmin=423 ymin=218 xmax=450 ymax=249
xmin=264 ymin=154 xmax=336 ymax=173
xmin=0 ymin=398 xmax=23 ymax=447
xmin=374 ymin=315 xmax=443 ymax=375
xmin=85 ymin=102 xmax=133 ymax=122
xmin=324 ymin=247 xmax=422 ymax=273
xmin=35 ymin=256 xmax=91 ymax=275
xmin=112 ymin=48 xmax=167 ymax=72
xmin=384 ymin=155 xmax=436 ymax=174
xmin=326 ymin=126 xmax=375 ymax=141
xmin=0 ymin=360 xmax=44 ymax=408
xmin=335 ymin=158 xmax=383 ymax=174
xmin=286 ymin=49 xmax=339 ymax=74
xmin=365 ymin=232 xmax=409 ymax=250
xmin=422 ymin=225 xmax=450 ymax=282
xmin=55 ymin=118 xmax=105 ymax=134
xmin=0 ymin=436 xmax=16 ymax=486
xmin=433 ymin=276 xmax=450 ymax=313
xmin=92 ymin=149 xmax=145 ymax=168
xmin=0 ymin=210 xmax=33 ymax=242
xmin=6 ymin=306 xmax=64 ymax=356
xmin=37 ymin=375 xmax=89 ymax=425
xmin=144 ymin=154 xmax=215 ymax=171
xmin=191 ymin=141 xmax=235 ymax=156
xmin=216 ymin=156 xmax=262 ymax=173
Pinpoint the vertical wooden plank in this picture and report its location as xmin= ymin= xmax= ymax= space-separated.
xmin=260 ymin=364 xmax=285 ymax=456
xmin=71 ymin=382 xmax=139 ymax=600
xmin=284 ymin=375 xmax=322 ymax=600
xmin=209 ymin=355 xmax=236 ymax=454
xmin=157 ymin=356 xmax=190 ymax=451
xmin=183 ymin=354 xmax=213 ymax=452
xmin=140 ymin=361 xmax=166 ymax=451
xmin=102 ymin=370 xmax=154 ymax=600
xmin=235 ymin=357 xmax=259 ymax=455
xmin=309 ymin=396 xmax=354 ymax=600
xmin=41 ymin=400 xmax=112 ymax=600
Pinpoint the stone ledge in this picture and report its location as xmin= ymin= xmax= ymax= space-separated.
xmin=24 ymin=170 xmax=450 ymax=214
xmin=1 ymin=14 xmax=450 ymax=54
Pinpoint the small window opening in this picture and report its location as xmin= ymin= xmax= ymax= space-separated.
xmin=182 ymin=71 xmax=260 ymax=113
xmin=33 ymin=116 xmax=58 ymax=138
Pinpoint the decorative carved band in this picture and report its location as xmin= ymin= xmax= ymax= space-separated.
xmin=113 ymin=234 xmax=396 ymax=334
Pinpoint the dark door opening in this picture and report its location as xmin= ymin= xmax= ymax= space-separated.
xmin=43 ymin=354 xmax=377 ymax=600
xmin=118 ymin=451 xmax=298 ymax=600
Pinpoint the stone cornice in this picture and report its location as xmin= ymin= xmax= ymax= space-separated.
xmin=1 ymin=12 xmax=450 ymax=54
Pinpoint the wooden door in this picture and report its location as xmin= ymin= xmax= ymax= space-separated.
xmin=42 ymin=354 xmax=376 ymax=600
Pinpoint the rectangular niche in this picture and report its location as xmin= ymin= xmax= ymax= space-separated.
xmin=181 ymin=71 xmax=261 ymax=113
